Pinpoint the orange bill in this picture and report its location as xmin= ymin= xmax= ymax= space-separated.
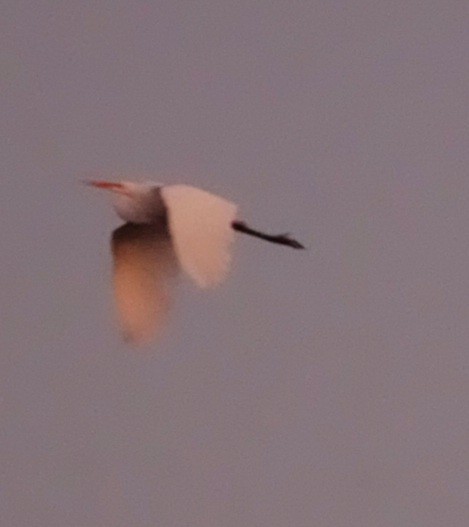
xmin=85 ymin=180 xmax=124 ymax=191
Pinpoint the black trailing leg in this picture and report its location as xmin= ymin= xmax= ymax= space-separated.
xmin=232 ymin=221 xmax=305 ymax=249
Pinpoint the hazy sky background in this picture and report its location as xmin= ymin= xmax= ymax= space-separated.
xmin=2 ymin=2 xmax=468 ymax=526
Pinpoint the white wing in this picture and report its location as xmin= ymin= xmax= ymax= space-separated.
xmin=161 ymin=185 xmax=238 ymax=288
xmin=111 ymin=223 xmax=178 ymax=344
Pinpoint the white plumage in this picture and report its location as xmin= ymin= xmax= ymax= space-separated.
xmin=161 ymin=185 xmax=237 ymax=288
xmin=87 ymin=179 xmax=303 ymax=343
xmin=112 ymin=223 xmax=177 ymax=343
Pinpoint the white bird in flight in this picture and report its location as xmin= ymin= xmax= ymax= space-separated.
xmin=87 ymin=180 xmax=304 ymax=343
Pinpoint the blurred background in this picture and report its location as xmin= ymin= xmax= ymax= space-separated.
xmin=1 ymin=2 xmax=468 ymax=526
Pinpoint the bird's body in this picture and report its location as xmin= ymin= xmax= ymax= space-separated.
xmin=88 ymin=180 xmax=303 ymax=343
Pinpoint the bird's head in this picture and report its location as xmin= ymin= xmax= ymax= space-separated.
xmin=86 ymin=180 xmax=162 ymax=224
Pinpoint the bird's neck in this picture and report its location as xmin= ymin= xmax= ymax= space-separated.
xmin=112 ymin=188 xmax=164 ymax=224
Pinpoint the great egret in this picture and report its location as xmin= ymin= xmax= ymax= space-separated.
xmin=87 ymin=181 xmax=303 ymax=343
